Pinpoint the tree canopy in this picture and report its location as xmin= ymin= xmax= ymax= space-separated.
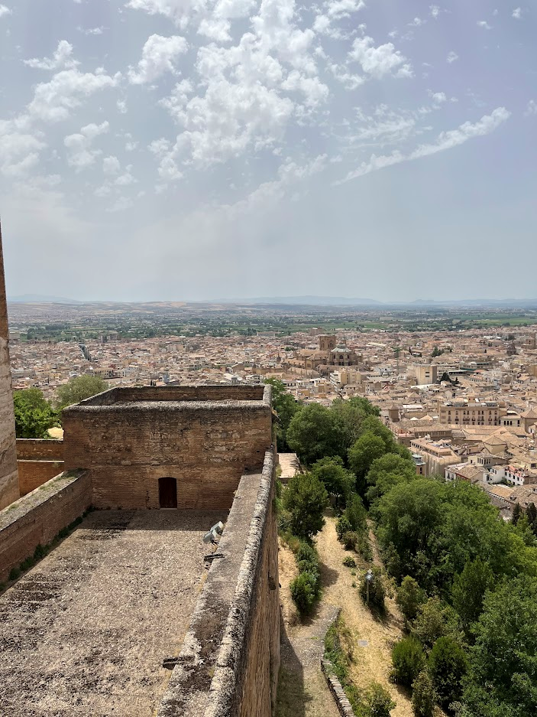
xmin=56 ymin=375 xmax=109 ymax=409
xmin=13 ymin=388 xmax=58 ymax=438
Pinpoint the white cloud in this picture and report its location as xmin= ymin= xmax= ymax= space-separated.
xmin=0 ymin=121 xmax=45 ymax=177
xmin=78 ymin=26 xmax=105 ymax=35
xmin=408 ymin=17 xmax=423 ymax=27
xmin=0 ymin=4 xmax=11 ymax=17
xmin=325 ymin=0 xmax=365 ymax=19
xmin=430 ymin=91 xmax=447 ymax=104
xmin=429 ymin=5 xmax=440 ymax=19
xmin=24 ymin=40 xmax=78 ymax=71
xmin=128 ymin=34 xmax=188 ymax=84
xmin=117 ymin=99 xmax=128 ymax=114
xmin=27 ymin=68 xmax=121 ymax=122
xmin=447 ymin=51 xmax=458 ymax=63
xmin=524 ymin=100 xmax=537 ymax=117
xmin=477 ymin=20 xmax=492 ymax=30
xmin=349 ymin=35 xmax=413 ymax=79
xmin=64 ymin=121 xmax=109 ymax=171
xmin=126 ymin=0 xmax=208 ymax=29
xmin=338 ymin=107 xmax=511 ymax=184
xmin=512 ymin=8 xmax=522 ymax=19
xmin=103 ymin=156 xmax=121 ymax=174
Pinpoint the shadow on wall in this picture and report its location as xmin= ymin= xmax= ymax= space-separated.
xmin=276 ymin=616 xmax=306 ymax=717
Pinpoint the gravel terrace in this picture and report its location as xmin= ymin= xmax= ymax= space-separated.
xmin=0 ymin=509 xmax=226 ymax=717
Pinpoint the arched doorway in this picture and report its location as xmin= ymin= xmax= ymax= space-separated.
xmin=159 ymin=477 xmax=178 ymax=508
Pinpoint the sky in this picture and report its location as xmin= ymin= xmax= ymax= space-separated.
xmin=1 ymin=0 xmax=536 ymax=302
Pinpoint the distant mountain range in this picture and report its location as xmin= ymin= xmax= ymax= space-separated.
xmin=8 ymin=294 xmax=80 ymax=304
xmin=7 ymin=294 xmax=537 ymax=308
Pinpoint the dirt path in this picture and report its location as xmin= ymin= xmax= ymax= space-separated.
xmin=316 ymin=518 xmax=413 ymax=716
xmin=277 ymin=517 xmax=413 ymax=717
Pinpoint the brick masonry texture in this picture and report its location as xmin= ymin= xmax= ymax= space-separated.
xmin=0 ymin=230 xmax=18 ymax=510
xmin=62 ymin=386 xmax=273 ymax=510
xmin=157 ymin=450 xmax=280 ymax=717
xmin=0 ymin=471 xmax=91 ymax=582
xmin=16 ymin=439 xmax=65 ymax=495
xmin=16 ymin=439 xmax=64 ymax=461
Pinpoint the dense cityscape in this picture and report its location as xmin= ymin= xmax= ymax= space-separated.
xmin=9 ymin=300 xmax=537 ymax=518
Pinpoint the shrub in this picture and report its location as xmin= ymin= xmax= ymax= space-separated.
xmin=346 ymin=493 xmax=367 ymax=533
xmin=290 ymin=572 xmax=318 ymax=614
xmin=296 ymin=542 xmax=317 ymax=564
xmin=428 ymin=636 xmax=468 ymax=710
xmin=33 ymin=544 xmax=46 ymax=560
xmin=365 ymin=682 xmax=396 ymax=717
xmin=360 ymin=566 xmax=386 ymax=611
xmin=336 ymin=515 xmax=352 ymax=541
xmin=9 ymin=567 xmax=20 ymax=581
xmin=391 ymin=637 xmax=426 ymax=687
xmin=357 ymin=533 xmax=373 ymax=562
xmin=283 ymin=472 xmax=328 ymax=539
xmin=412 ymin=671 xmax=436 ymax=717
xmin=342 ymin=531 xmax=358 ymax=551
xmin=343 ymin=556 xmax=356 ymax=568
xmin=396 ymin=576 xmax=426 ymax=623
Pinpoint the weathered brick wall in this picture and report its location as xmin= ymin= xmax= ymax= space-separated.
xmin=63 ymin=390 xmax=273 ymax=510
xmin=0 ymin=230 xmax=18 ymax=510
xmin=0 ymin=471 xmax=91 ymax=582
xmin=81 ymin=385 xmax=267 ymax=406
xmin=18 ymin=461 xmax=65 ymax=496
xmin=16 ymin=439 xmax=64 ymax=461
xmin=158 ymin=451 xmax=280 ymax=717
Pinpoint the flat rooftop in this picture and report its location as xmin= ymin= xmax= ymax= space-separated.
xmin=74 ymin=385 xmax=269 ymax=408
xmin=0 ymin=509 xmax=226 ymax=717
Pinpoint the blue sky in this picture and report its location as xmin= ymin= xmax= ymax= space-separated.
xmin=1 ymin=0 xmax=536 ymax=302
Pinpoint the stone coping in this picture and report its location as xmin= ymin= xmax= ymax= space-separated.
xmin=0 ymin=471 xmax=83 ymax=532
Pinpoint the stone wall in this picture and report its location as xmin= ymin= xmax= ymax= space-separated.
xmin=16 ymin=439 xmax=64 ymax=461
xmin=157 ymin=451 xmax=280 ymax=717
xmin=16 ymin=439 xmax=65 ymax=495
xmin=62 ymin=386 xmax=273 ymax=510
xmin=0 ymin=471 xmax=91 ymax=582
xmin=0 ymin=228 xmax=18 ymax=510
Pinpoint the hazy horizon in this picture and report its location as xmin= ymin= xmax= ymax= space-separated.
xmin=1 ymin=1 xmax=536 ymax=302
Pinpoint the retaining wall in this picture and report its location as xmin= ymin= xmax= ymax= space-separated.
xmin=0 ymin=471 xmax=91 ymax=582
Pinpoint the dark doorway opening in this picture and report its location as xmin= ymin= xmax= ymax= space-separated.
xmin=159 ymin=477 xmax=178 ymax=509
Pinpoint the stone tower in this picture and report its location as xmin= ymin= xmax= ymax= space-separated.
xmin=0 ymin=224 xmax=19 ymax=509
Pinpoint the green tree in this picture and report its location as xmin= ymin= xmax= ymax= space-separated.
xmin=428 ymin=636 xmax=468 ymax=710
xmin=396 ymin=576 xmax=426 ymax=623
xmin=463 ymin=575 xmax=537 ymax=717
xmin=13 ymin=388 xmax=58 ymax=438
xmin=283 ymin=472 xmax=328 ymax=539
xmin=451 ymin=559 xmax=494 ymax=634
xmin=348 ymin=433 xmax=387 ymax=496
xmin=264 ymin=378 xmax=299 ymax=451
xmin=345 ymin=493 xmax=368 ymax=533
xmin=310 ymin=456 xmax=354 ymax=510
xmin=287 ymin=403 xmax=341 ymax=465
xmin=366 ymin=453 xmax=417 ymax=507
xmin=331 ymin=396 xmax=380 ymax=453
xmin=526 ymin=502 xmax=537 ymax=534
xmin=412 ymin=597 xmax=461 ymax=652
xmin=56 ymin=374 xmax=108 ymax=409
xmin=391 ymin=636 xmax=426 ymax=687
xmin=511 ymin=502 xmax=522 ymax=526
xmin=412 ymin=671 xmax=436 ymax=717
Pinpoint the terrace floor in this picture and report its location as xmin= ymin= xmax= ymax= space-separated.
xmin=0 ymin=509 xmax=226 ymax=717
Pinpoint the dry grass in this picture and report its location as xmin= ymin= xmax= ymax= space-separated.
xmin=315 ymin=517 xmax=414 ymax=717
